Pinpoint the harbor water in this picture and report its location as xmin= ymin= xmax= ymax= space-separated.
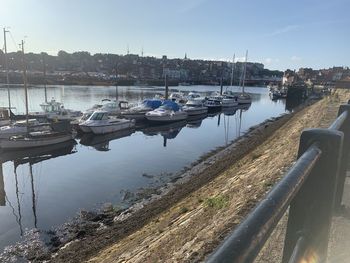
xmin=0 ymin=85 xmax=289 ymax=251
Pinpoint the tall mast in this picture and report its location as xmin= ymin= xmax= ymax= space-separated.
xmin=3 ymin=28 xmax=11 ymax=110
xmin=230 ymin=54 xmax=235 ymax=87
xmin=42 ymin=53 xmax=47 ymax=103
xmin=20 ymin=40 xmax=29 ymax=130
xmin=242 ymin=50 xmax=248 ymax=94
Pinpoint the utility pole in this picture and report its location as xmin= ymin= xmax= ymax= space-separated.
xmin=3 ymin=28 xmax=11 ymax=110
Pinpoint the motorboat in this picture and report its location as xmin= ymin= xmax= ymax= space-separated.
xmin=187 ymin=92 xmax=201 ymax=100
xmin=121 ymin=99 xmax=162 ymax=120
xmin=221 ymin=91 xmax=239 ymax=107
xmin=88 ymin=99 xmax=129 ymax=116
xmin=0 ymin=119 xmax=50 ymax=139
xmin=30 ymin=98 xmax=82 ymax=121
xmin=169 ymin=92 xmax=187 ymax=104
xmin=183 ymin=98 xmax=208 ymax=116
xmin=204 ymin=96 xmax=222 ymax=111
xmin=0 ymin=108 xmax=10 ymax=127
xmin=145 ymin=100 xmax=188 ymax=122
xmin=79 ymin=111 xmax=135 ymax=135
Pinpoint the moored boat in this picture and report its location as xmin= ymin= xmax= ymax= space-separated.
xmin=145 ymin=100 xmax=187 ymax=122
xmin=183 ymin=98 xmax=208 ymax=116
xmin=0 ymin=131 xmax=73 ymax=150
xmin=121 ymin=99 xmax=162 ymax=120
xmin=79 ymin=111 xmax=135 ymax=135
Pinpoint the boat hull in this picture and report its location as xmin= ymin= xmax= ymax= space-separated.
xmin=145 ymin=112 xmax=187 ymax=122
xmin=0 ymin=134 xmax=73 ymax=150
xmin=89 ymin=120 xmax=135 ymax=135
xmin=183 ymin=107 xmax=208 ymax=116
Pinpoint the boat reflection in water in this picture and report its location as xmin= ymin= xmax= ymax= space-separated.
xmin=79 ymin=129 xmax=135 ymax=151
xmin=186 ymin=114 xmax=207 ymax=129
xmin=0 ymin=140 xmax=77 ymax=235
xmin=140 ymin=121 xmax=187 ymax=147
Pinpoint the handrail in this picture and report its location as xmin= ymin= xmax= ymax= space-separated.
xmin=206 ymin=102 xmax=350 ymax=263
xmin=329 ymin=110 xmax=347 ymax=130
xmin=207 ymin=145 xmax=322 ymax=263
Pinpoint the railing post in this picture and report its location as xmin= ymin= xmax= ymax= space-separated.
xmin=282 ymin=128 xmax=343 ymax=263
xmin=334 ymin=104 xmax=350 ymax=211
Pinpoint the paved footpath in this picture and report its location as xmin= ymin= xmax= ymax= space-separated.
xmin=328 ymin=170 xmax=350 ymax=263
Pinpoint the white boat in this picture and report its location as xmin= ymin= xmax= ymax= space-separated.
xmin=31 ymin=98 xmax=82 ymax=121
xmin=205 ymin=96 xmax=222 ymax=110
xmin=0 ymin=131 xmax=73 ymax=150
xmin=0 ymin=108 xmax=10 ymax=127
xmin=187 ymin=92 xmax=201 ymax=100
xmin=169 ymin=92 xmax=187 ymax=104
xmin=221 ymin=91 xmax=239 ymax=107
xmin=183 ymin=98 xmax=208 ymax=116
xmin=121 ymin=99 xmax=162 ymax=120
xmin=89 ymin=99 xmax=129 ymax=116
xmin=79 ymin=111 xmax=135 ymax=135
xmin=0 ymin=119 xmax=50 ymax=139
xmin=145 ymin=100 xmax=188 ymax=122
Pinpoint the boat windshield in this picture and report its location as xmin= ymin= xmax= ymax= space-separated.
xmin=90 ymin=112 xmax=108 ymax=120
xmin=41 ymin=103 xmax=63 ymax=112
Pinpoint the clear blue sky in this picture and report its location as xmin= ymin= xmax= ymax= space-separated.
xmin=1 ymin=0 xmax=349 ymax=70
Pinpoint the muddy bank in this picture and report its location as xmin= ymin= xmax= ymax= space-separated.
xmin=47 ymin=112 xmax=300 ymax=262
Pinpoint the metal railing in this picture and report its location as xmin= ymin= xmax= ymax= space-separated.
xmin=207 ymin=102 xmax=350 ymax=263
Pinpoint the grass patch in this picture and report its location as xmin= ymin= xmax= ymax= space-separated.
xmin=204 ymin=195 xmax=229 ymax=209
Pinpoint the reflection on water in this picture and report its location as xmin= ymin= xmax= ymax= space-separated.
xmin=0 ymin=85 xmax=291 ymax=251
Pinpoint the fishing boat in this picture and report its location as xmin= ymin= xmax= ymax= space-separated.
xmin=35 ymin=98 xmax=82 ymax=120
xmin=79 ymin=111 xmax=135 ymax=134
xmin=121 ymin=99 xmax=162 ymax=120
xmin=183 ymin=98 xmax=208 ymax=116
xmin=0 ymin=40 xmax=74 ymax=150
xmin=237 ymin=50 xmax=252 ymax=104
xmin=145 ymin=100 xmax=187 ymax=122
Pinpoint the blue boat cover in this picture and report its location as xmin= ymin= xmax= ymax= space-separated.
xmin=142 ymin=99 xmax=162 ymax=109
xmin=161 ymin=100 xmax=180 ymax=111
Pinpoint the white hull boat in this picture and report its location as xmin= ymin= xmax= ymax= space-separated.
xmin=79 ymin=111 xmax=135 ymax=135
xmin=183 ymin=98 xmax=208 ymax=116
xmin=145 ymin=100 xmax=188 ymax=122
xmin=0 ymin=131 xmax=73 ymax=150
xmin=221 ymin=98 xmax=239 ymax=107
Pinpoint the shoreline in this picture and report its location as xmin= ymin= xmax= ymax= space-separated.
xmin=49 ymin=109 xmax=299 ymax=262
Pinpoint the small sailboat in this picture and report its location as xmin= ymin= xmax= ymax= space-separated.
xmin=145 ymin=100 xmax=187 ymax=122
xmin=121 ymin=99 xmax=162 ymax=120
xmin=79 ymin=111 xmax=135 ymax=134
xmin=0 ymin=40 xmax=74 ymax=150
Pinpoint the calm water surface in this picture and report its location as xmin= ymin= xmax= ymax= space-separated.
xmin=0 ymin=85 xmax=289 ymax=251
